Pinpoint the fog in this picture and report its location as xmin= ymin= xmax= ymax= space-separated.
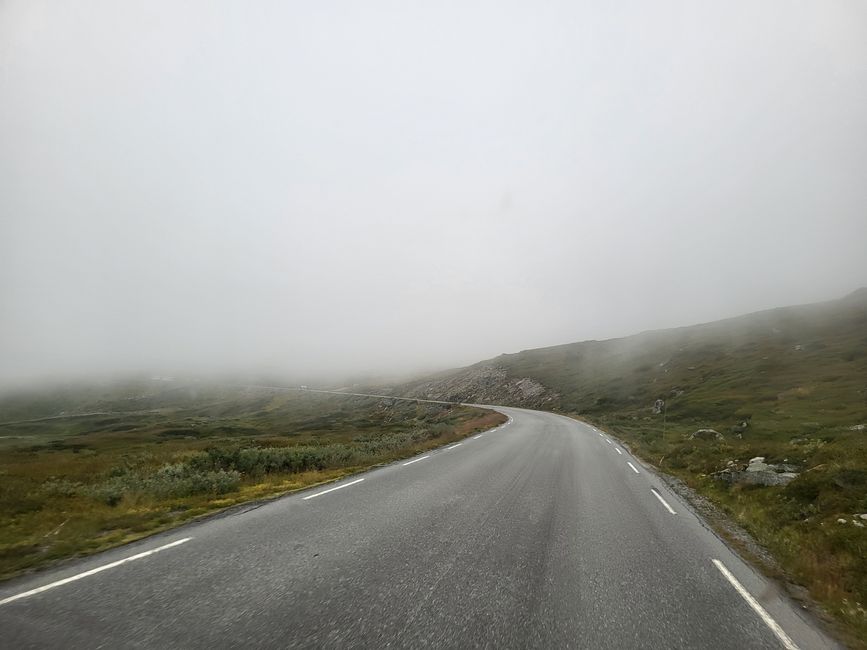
xmin=2 ymin=1 xmax=867 ymax=386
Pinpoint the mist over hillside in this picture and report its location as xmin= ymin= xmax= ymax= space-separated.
xmin=4 ymin=2 xmax=867 ymax=387
xmin=399 ymin=288 xmax=867 ymax=412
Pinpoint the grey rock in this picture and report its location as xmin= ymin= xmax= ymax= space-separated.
xmin=713 ymin=456 xmax=799 ymax=486
xmin=402 ymin=364 xmax=558 ymax=408
xmin=689 ymin=428 xmax=724 ymax=441
xmin=737 ymin=470 xmax=798 ymax=486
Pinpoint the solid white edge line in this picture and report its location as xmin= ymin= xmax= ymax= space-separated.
xmin=0 ymin=537 xmax=192 ymax=607
xmin=627 ymin=461 xmax=640 ymax=474
xmin=712 ymin=559 xmax=800 ymax=650
xmin=445 ymin=443 xmax=462 ymax=450
xmin=650 ymin=488 xmax=677 ymax=514
xmin=615 ymin=448 xmax=622 ymax=455
xmin=402 ymin=455 xmax=430 ymax=466
xmin=302 ymin=477 xmax=365 ymax=500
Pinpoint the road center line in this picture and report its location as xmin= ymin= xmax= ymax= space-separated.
xmin=627 ymin=461 xmax=640 ymax=474
xmin=402 ymin=455 xmax=430 ymax=466
xmin=445 ymin=443 xmax=462 ymax=450
xmin=650 ymin=488 xmax=677 ymax=514
xmin=712 ymin=559 xmax=800 ymax=650
xmin=302 ymin=478 xmax=365 ymax=500
xmin=615 ymin=448 xmax=622 ymax=455
xmin=0 ymin=537 xmax=192 ymax=607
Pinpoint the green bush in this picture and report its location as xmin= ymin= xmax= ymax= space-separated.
xmin=88 ymin=464 xmax=241 ymax=505
xmin=185 ymin=428 xmax=435 ymax=478
xmin=82 ymin=421 xmax=459 ymax=507
xmin=40 ymin=478 xmax=83 ymax=498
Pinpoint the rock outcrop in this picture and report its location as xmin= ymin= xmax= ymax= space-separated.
xmin=689 ymin=428 xmax=724 ymax=441
xmin=398 ymin=365 xmax=558 ymax=408
xmin=713 ymin=456 xmax=799 ymax=486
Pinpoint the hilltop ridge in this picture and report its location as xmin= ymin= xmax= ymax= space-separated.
xmin=398 ymin=288 xmax=867 ymax=417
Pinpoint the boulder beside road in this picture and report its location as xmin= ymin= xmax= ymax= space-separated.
xmin=689 ymin=428 xmax=724 ymax=441
xmin=713 ymin=456 xmax=799 ymax=486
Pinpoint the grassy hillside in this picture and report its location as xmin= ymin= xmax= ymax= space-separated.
xmin=0 ymin=382 xmax=504 ymax=580
xmin=499 ymin=288 xmax=867 ymax=416
xmin=400 ymin=289 xmax=867 ymax=644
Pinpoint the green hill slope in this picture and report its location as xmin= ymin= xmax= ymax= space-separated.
xmin=498 ymin=288 xmax=867 ymax=421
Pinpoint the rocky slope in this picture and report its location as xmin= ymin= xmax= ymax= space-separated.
xmin=398 ymin=364 xmax=559 ymax=409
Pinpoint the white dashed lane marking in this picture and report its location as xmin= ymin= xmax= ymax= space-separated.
xmin=0 ymin=538 xmax=192 ymax=607
xmin=712 ymin=559 xmax=799 ymax=650
xmin=650 ymin=488 xmax=677 ymax=514
xmin=303 ymin=478 xmax=365 ymax=500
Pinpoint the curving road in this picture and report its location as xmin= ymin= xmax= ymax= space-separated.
xmin=0 ymin=405 xmax=839 ymax=649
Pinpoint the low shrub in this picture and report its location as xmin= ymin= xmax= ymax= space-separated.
xmin=88 ymin=464 xmax=241 ymax=505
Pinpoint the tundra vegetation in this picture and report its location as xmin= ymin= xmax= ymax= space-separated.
xmin=401 ymin=289 xmax=867 ymax=645
xmin=0 ymin=384 xmax=504 ymax=580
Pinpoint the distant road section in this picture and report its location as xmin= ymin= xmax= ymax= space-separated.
xmin=0 ymin=403 xmax=838 ymax=649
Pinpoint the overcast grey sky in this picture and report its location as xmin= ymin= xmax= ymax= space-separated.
xmin=2 ymin=1 xmax=867 ymax=384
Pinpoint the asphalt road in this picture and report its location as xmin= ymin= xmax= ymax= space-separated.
xmin=0 ymin=405 xmax=840 ymax=649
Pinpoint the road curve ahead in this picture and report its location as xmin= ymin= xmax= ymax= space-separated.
xmin=0 ymin=406 xmax=839 ymax=649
